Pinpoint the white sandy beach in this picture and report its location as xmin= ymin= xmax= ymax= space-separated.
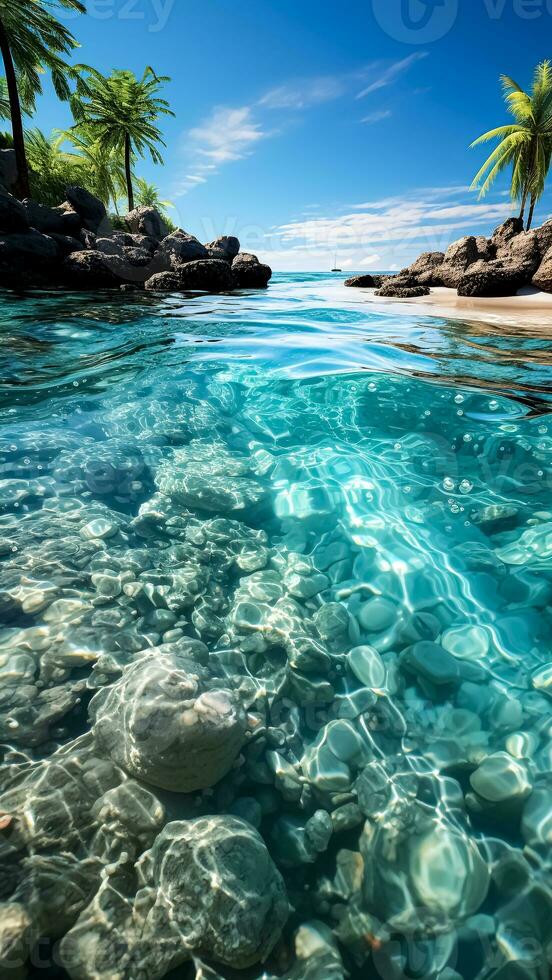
xmin=343 ymin=284 xmax=552 ymax=332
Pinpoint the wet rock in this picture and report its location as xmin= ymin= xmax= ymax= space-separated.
xmin=232 ymin=252 xmax=272 ymax=288
xmin=375 ymin=282 xmax=430 ymax=298
xmin=61 ymin=816 xmax=289 ymax=977
xmin=63 ymin=250 xmax=119 ymax=289
xmin=90 ymin=648 xmax=247 ymax=792
xmin=125 ymin=206 xmax=168 ymax=241
xmin=177 ymin=258 xmax=235 ymax=292
xmin=144 ymin=270 xmax=181 ymax=291
xmin=344 ymin=274 xmax=376 ymax=287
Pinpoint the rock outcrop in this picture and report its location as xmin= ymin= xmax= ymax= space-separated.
xmin=345 ymin=216 xmax=552 ymax=298
xmin=0 ymin=187 xmax=273 ymax=294
xmin=125 ymin=205 xmax=168 ymax=241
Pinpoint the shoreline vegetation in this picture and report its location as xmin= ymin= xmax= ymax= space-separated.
xmin=0 ymin=0 xmax=273 ymax=294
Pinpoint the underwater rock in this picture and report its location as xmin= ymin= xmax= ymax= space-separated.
xmin=61 ymin=816 xmax=289 ymax=978
xmin=347 ymin=645 xmax=387 ymax=690
xmin=469 ymin=752 xmax=532 ymax=809
xmin=90 ymin=647 xmax=247 ymax=792
xmin=361 ymin=801 xmax=490 ymax=932
xmin=156 ymin=440 xmax=266 ymax=514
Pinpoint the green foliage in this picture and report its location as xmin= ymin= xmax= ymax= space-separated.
xmin=0 ymin=76 xmax=9 ymax=120
xmin=25 ymin=127 xmax=83 ymax=204
xmin=63 ymin=123 xmax=126 ymax=207
xmin=471 ymin=60 xmax=552 ymax=226
xmin=71 ymin=66 xmax=174 ymax=208
xmin=135 ymin=176 xmax=173 ymax=216
xmin=0 ymin=0 xmax=85 ymax=109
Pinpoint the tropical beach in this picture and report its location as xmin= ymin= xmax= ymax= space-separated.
xmin=0 ymin=3 xmax=552 ymax=980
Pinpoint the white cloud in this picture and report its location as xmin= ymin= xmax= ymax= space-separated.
xmin=356 ymin=53 xmax=428 ymax=99
xmin=189 ymin=106 xmax=266 ymax=164
xmin=361 ymin=110 xmax=392 ymax=125
xmin=258 ymin=76 xmax=346 ymax=110
xmin=261 ymin=189 xmax=511 ymax=271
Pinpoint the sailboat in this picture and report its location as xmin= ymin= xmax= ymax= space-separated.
xmin=331 ymin=252 xmax=342 ymax=272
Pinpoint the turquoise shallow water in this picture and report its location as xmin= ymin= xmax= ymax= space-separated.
xmin=0 ymin=274 xmax=552 ymax=980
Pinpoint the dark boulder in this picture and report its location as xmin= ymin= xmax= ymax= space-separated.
xmin=105 ymin=248 xmax=154 ymax=284
xmin=65 ymin=185 xmax=109 ymax=234
xmin=125 ymin=206 xmax=168 ymax=241
xmin=128 ymin=233 xmax=158 ymax=255
xmin=111 ymin=231 xmax=137 ymax=248
xmin=22 ymin=200 xmax=81 ymax=237
xmin=0 ymin=230 xmax=59 ymax=287
xmin=144 ymin=271 xmax=182 ymax=292
xmin=375 ymin=282 xmax=430 ymax=298
xmin=63 ymin=250 xmax=119 ymax=289
xmin=0 ymin=150 xmax=17 ymax=193
xmin=157 ymin=230 xmax=208 ymax=266
xmin=95 ymin=237 xmax=123 ymax=256
xmin=533 ymin=246 xmax=552 ymax=293
xmin=205 ymin=235 xmax=240 ymax=262
xmin=440 ymin=236 xmax=479 ymax=288
xmin=457 ymin=260 xmax=528 ymax=297
xmin=344 ymin=274 xmax=376 ymax=287
xmin=0 ymin=192 xmax=29 ymax=235
xmin=49 ymin=234 xmax=84 ymax=258
xmin=178 ymin=258 xmax=235 ymax=292
xmin=491 ymin=217 xmax=524 ymax=249
xmin=232 ymin=252 xmax=272 ymax=288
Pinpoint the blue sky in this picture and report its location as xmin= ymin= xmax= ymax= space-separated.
xmin=30 ymin=0 xmax=552 ymax=269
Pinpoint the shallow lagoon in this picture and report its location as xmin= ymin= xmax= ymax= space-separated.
xmin=0 ymin=274 xmax=551 ymax=980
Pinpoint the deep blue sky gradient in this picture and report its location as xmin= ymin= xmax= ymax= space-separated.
xmin=29 ymin=0 xmax=552 ymax=268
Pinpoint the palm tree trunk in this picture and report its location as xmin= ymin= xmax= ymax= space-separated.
xmin=0 ymin=15 xmax=30 ymax=200
xmin=527 ymin=195 xmax=536 ymax=230
xmin=124 ymin=134 xmax=134 ymax=212
xmin=518 ymin=186 xmax=529 ymax=226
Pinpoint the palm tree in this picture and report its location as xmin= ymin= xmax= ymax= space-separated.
xmin=135 ymin=177 xmax=173 ymax=214
xmin=0 ymin=0 xmax=86 ymax=199
xmin=65 ymin=123 xmax=127 ymax=211
xmin=72 ymin=66 xmax=174 ymax=212
xmin=0 ymin=75 xmax=9 ymax=119
xmin=471 ymin=61 xmax=552 ymax=229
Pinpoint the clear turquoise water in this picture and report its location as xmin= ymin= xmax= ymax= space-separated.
xmin=1 ymin=274 xmax=552 ymax=979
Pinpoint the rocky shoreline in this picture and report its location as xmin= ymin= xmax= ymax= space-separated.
xmin=0 ymin=160 xmax=271 ymax=295
xmin=345 ymin=217 xmax=552 ymax=299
